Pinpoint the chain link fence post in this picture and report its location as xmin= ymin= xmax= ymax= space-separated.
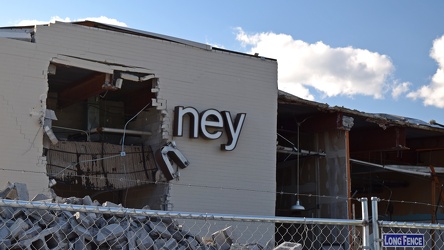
xmin=372 ymin=197 xmax=381 ymax=250
xmin=360 ymin=197 xmax=370 ymax=249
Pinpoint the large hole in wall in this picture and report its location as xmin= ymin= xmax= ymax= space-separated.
xmin=44 ymin=60 xmax=167 ymax=208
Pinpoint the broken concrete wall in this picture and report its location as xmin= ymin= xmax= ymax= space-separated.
xmin=0 ymin=24 xmax=277 ymax=248
xmin=0 ymin=37 xmax=51 ymax=198
xmin=33 ymin=22 xmax=277 ymax=218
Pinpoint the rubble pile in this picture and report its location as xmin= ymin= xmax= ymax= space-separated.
xmin=0 ymin=182 xmax=269 ymax=250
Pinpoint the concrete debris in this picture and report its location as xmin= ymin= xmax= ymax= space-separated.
xmin=0 ymin=182 xmax=268 ymax=249
xmin=273 ymin=242 xmax=303 ymax=250
xmin=1 ymin=182 xmax=29 ymax=201
xmin=212 ymin=226 xmax=235 ymax=250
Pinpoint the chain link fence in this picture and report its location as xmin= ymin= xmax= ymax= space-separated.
xmin=0 ymin=198 xmax=369 ymax=250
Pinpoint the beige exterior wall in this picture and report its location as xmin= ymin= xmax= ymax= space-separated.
xmin=0 ymin=37 xmax=50 ymax=197
xmin=0 ymin=22 xmax=277 ymax=217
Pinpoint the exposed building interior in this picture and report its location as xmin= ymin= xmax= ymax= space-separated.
xmin=276 ymin=91 xmax=444 ymax=223
xmin=44 ymin=57 xmax=167 ymax=207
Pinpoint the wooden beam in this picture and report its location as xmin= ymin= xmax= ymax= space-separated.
xmin=58 ymin=73 xmax=107 ymax=108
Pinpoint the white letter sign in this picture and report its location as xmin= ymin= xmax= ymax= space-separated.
xmin=173 ymin=106 xmax=246 ymax=151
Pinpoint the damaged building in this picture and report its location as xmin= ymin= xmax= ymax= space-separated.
xmin=277 ymin=91 xmax=444 ymax=223
xmin=0 ymin=21 xmax=277 ymax=217
xmin=1 ymin=20 xmax=444 ymax=228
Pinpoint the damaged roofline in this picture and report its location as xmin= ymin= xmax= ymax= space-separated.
xmin=75 ymin=21 xmax=276 ymax=61
xmin=278 ymin=90 xmax=444 ymax=133
xmin=72 ymin=21 xmax=213 ymax=51
xmin=0 ymin=21 xmax=277 ymax=61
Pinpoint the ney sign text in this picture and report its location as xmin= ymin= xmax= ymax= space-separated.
xmin=173 ymin=106 xmax=246 ymax=151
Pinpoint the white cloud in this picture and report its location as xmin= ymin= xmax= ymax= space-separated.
xmin=391 ymin=81 xmax=412 ymax=99
xmin=280 ymin=82 xmax=315 ymax=101
xmin=407 ymin=35 xmax=444 ymax=108
xmin=15 ymin=16 xmax=127 ymax=27
xmin=236 ymin=28 xmax=395 ymax=100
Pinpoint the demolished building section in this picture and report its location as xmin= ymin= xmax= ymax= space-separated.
xmin=0 ymin=21 xmax=278 ymax=220
xmin=43 ymin=54 xmax=165 ymax=206
xmin=277 ymin=91 xmax=444 ymax=223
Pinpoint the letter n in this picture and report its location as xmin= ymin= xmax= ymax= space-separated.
xmin=173 ymin=106 xmax=199 ymax=138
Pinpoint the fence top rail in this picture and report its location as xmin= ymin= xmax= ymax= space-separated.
xmin=379 ymin=220 xmax=444 ymax=230
xmin=0 ymin=199 xmax=365 ymax=226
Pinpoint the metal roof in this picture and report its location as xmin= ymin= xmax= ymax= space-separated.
xmin=278 ymin=90 xmax=444 ymax=134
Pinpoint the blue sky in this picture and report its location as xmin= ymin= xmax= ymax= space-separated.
xmin=2 ymin=1 xmax=444 ymax=123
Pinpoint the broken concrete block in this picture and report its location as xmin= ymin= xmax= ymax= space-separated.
xmin=65 ymin=197 xmax=83 ymax=205
xmin=154 ymin=238 xmax=167 ymax=250
xmin=230 ymin=243 xmax=264 ymax=250
xmin=38 ymin=227 xmax=61 ymax=249
xmin=29 ymin=236 xmax=50 ymax=250
xmin=31 ymin=193 xmax=50 ymax=201
xmin=136 ymin=228 xmax=154 ymax=249
xmin=74 ymin=212 xmax=96 ymax=228
xmin=73 ymin=235 xmax=92 ymax=250
xmin=0 ymin=239 xmax=11 ymax=249
xmin=9 ymin=218 xmax=30 ymax=240
xmin=13 ymin=183 xmax=29 ymax=201
xmin=0 ymin=206 xmax=14 ymax=219
xmin=29 ymin=209 xmax=57 ymax=224
xmin=61 ymin=210 xmax=74 ymax=219
xmin=0 ymin=226 xmax=9 ymax=239
xmin=102 ymin=201 xmax=121 ymax=208
xmin=132 ymin=215 xmax=148 ymax=224
xmin=171 ymin=229 xmax=186 ymax=242
xmin=176 ymin=244 xmax=187 ymax=250
xmin=5 ymin=189 xmax=17 ymax=200
xmin=163 ymin=238 xmax=178 ymax=250
xmin=49 ymin=189 xmax=65 ymax=203
xmin=0 ymin=182 xmax=14 ymax=199
xmin=148 ymin=221 xmax=172 ymax=239
xmin=22 ymin=224 xmax=42 ymax=240
xmin=273 ymin=242 xmax=302 ymax=250
xmin=107 ymin=234 xmax=128 ymax=249
xmin=95 ymin=223 xmax=125 ymax=245
xmin=57 ymin=217 xmax=71 ymax=236
xmin=70 ymin=218 xmax=94 ymax=241
xmin=185 ymin=237 xmax=201 ymax=250
xmin=94 ymin=216 xmax=107 ymax=228
xmin=12 ymin=208 xmax=26 ymax=220
xmin=211 ymin=226 xmax=234 ymax=250
xmin=126 ymin=230 xmax=137 ymax=250
xmin=82 ymin=195 xmax=93 ymax=206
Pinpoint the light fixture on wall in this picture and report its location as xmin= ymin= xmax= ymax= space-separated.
xmin=291 ymin=121 xmax=305 ymax=211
